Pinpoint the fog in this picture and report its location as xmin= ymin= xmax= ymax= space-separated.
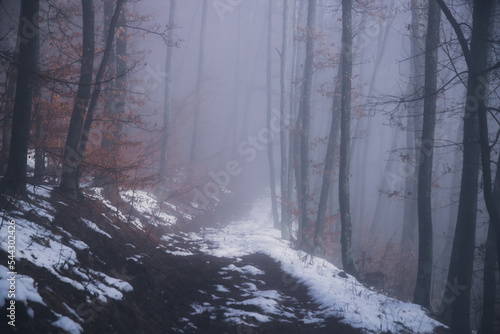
xmin=1 ymin=0 xmax=499 ymax=331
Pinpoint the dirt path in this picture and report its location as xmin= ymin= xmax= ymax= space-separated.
xmin=151 ymin=191 xmax=365 ymax=333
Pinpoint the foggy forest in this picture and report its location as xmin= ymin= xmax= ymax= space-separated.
xmin=0 ymin=0 xmax=499 ymax=333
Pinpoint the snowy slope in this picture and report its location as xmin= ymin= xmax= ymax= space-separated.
xmin=0 ymin=185 xmax=134 ymax=333
xmin=180 ymin=193 xmax=446 ymax=333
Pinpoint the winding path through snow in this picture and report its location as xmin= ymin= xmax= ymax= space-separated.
xmin=161 ymin=193 xmax=445 ymax=333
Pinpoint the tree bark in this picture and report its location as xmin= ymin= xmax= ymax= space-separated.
xmin=0 ymin=66 xmax=16 ymax=177
xmin=481 ymin=220 xmax=497 ymax=334
xmin=338 ymin=0 xmax=356 ymax=276
xmin=401 ymin=0 xmax=425 ymax=254
xmin=298 ymin=0 xmax=316 ymax=247
xmin=59 ymin=0 xmax=95 ymax=197
xmin=98 ymin=0 xmax=116 ymax=189
xmin=436 ymin=0 xmax=493 ymax=331
xmin=77 ymin=0 xmax=125 ymax=195
xmin=285 ymin=0 xmax=299 ymax=241
xmin=33 ymin=29 xmax=43 ymax=181
xmin=279 ymin=0 xmax=290 ymax=238
xmin=159 ymin=0 xmax=177 ymax=184
xmin=1 ymin=0 xmax=39 ymax=196
xmin=314 ymin=63 xmax=342 ymax=252
xmin=413 ymin=0 xmax=440 ymax=308
xmin=266 ymin=1 xmax=280 ymax=229
xmin=75 ymin=0 xmax=126 ymax=196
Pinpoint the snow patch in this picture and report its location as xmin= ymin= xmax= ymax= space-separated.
xmin=190 ymin=193 xmax=445 ymax=333
xmin=81 ymin=218 xmax=112 ymax=238
xmin=0 ymin=265 xmax=45 ymax=307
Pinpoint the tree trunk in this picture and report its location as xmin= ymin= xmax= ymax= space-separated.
xmin=413 ymin=0 xmax=440 ymax=308
xmin=291 ymin=0 xmax=307 ymax=222
xmin=1 ymin=66 xmax=16 ymax=177
xmin=279 ymin=0 xmax=290 ymax=238
xmin=1 ymin=0 xmax=39 ymax=196
xmin=33 ymin=30 xmax=44 ymax=182
xmin=0 ymin=1 xmax=19 ymax=177
xmin=189 ymin=0 xmax=208 ymax=163
xmin=77 ymin=0 xmax=125 ymax=195
xmin=298 ymin=0 xmax=316 ymax=247
xmin=159 ymin=0 xmax=177 ymax=185
xmin=338 ymin=0 xmax=356 ymax=276
xmin=33 ymin=90 xmax=45 ymax=181
xmin=285 ymin=0 xmax=299 ymax=240
xmin=98 ymin=0 xmax=116 ymax=189
xmin=266 ymin=1 xmax=280 ymax=229
xmin=481 ymin=221 xmax=497 ymax=334
xmin=436 ymin=0 xmax=493 ymax=331
xmin=314 ymin=63 xmax=342 ymax=252
xmin=401 ymin=0 xmax=425 ymax=253
xmin=59 ymin=0 xmax=95 ymax=197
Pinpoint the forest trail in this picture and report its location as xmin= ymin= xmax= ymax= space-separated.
xmin=156 ymin=192 xmax=447 ymax=334
xmin=158 ymin=193 xmax=365 ymax=333
xmin=0 ymin=185 xmax=447 ymax=334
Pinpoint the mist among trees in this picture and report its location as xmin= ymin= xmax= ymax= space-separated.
xmin=1 ymin=0 xmax=500 ymax=332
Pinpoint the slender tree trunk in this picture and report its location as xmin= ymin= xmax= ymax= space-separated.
xmin=33 ymin=29 xmax=44 ymax=181
xmin=77 ymin=0 xmax=125 ymax=194
xmin=1 ymin=67 xmax=16 ymax=176
xmin=266 ymin=1 xmax=280 ymax=229
xmin=98 ymin=0 xmax=116 ymax=189
xmin=159 ymin=0 xmax=176 ymax=184
xmin=298 ymin=0 xmax=316 ymax=247
xmin=480 ymin=4 xmax=500 ymax=322
xmin=103 ymin=2 xmax=127 ymax=198
xmin=401 ymin=0 xmax=425 ymax=253
xmin=33 ymin=92 xmax=45 ymax=181
xmin=338 ymin=0 xmax=356 ymax=276
xmin=475 ymin=10 xmax=500 ymax=287
xmin=314 ymin=63 xmax=342 ymax=252
xmin=436 ymin=0 xmax=493 ymax=331
xmin=481 ymin=220 xmax=497 ymax=334
xmin=291 ymin=0 xmax=307 ymax=217
xmin=280 ymin=0 xmax=290 ymax=238
xmin=0 ymin=1 xmax=19 ymax=177
xmin=189 ymin=0 xmax=208 ymax=163
xmin=286 ymin=0 xmax=299 ymax=237
xmin=413 ymin=0 xmax=440 ymax=308
xmin=1 ymin=0 xmax=39 ymax=196
xmin=59 ymin=0 xmax=95 ymax=197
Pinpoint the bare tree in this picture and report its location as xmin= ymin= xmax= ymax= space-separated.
xmin=314 ymin=62 xmax=342 ymax=253
xmin=285 ymin=0 xmax=300 ymax=241
xmin=59 ymin=0 xmax=125 ymax=198
xmin=298 ymin=0 xmax=316 ymax=247
xmin=401 ymin=0 xmax=425 ymax=255
xmin=413 ymin=0 xmax=440 ymax=308
xmin=77 ymin=0 xmax=125 ymax=193
xmin=59 ymin=0 xmax=95 ymax=197
xmin=279 ymin=0 xmax=291 ymax=239
xmin=436 ymin=0 xmax=494 ymax=331
xmin=159 ymin=0 xmax=177 ymax=184
xmin=338 ymin=0 xmax=356 ymax=276
xmin=1 ymin=0 xmax=39 ymax=196
xmin=266 ymin=1 xmax=280 ymax=229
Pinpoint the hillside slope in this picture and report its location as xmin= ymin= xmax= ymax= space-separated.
xmin=0 ymin=184 xmax=448 ymax=333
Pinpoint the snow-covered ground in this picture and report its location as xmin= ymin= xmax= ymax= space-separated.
xmin=0 ymin=183 xmax=445 ymax=333
xmin=169 ymin=193 xmax=445 ymax=333
xmin=0 ymin=185 xmax=133 ymax=334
